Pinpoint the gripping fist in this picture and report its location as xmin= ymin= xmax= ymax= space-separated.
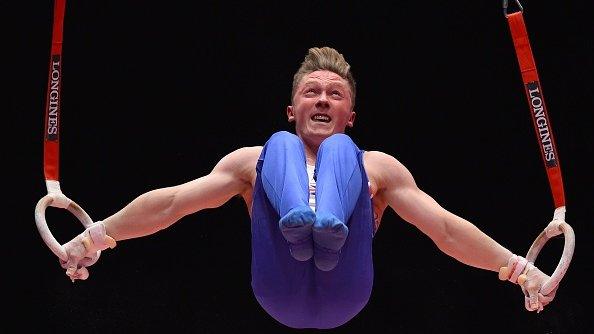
xmin=499 ymin=254 xmax=557 ymax=313
xmin=518 ymin=266 xmax=558 ymax=312
xmin=59 ymin=221 xmax=116 ymax=281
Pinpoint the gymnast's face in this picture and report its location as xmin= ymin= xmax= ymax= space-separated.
xmin=287 ymin=70 xmax=355 ymax=145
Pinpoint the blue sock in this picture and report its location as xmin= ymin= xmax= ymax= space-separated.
xmin=312 ymin=212 xmax=349 ymax=271
xmin=279 ymin=206 xmax=315 ymax=261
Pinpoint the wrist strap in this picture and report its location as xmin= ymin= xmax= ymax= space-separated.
xmin=499 ymin=254 xmax=532 ymax=284
xmin=82 ymin=221 xmax=117 ymax=252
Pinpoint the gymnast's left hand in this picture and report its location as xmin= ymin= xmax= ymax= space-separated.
xmin=58 ymin=221 xmax=116 ymax=282
xmin=59 ymin=231 xmax=97 ymax=281
xmin=519 ymin=266 xmax=558 ymax=313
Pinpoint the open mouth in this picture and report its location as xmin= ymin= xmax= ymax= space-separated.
xmin=311 ymin=114 xmax=331 ymax=123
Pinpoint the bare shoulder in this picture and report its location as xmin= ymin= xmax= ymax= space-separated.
xmin=215 ymin=146 xmax=262 ymax=185
xmin=363 ymin=150 xmax=397 ymax=167
xmin=225 ymin=146 xmax=263 ymax=162
xmin=363 ymin=150 xmax=402 ymax=175
xmin=363 ymin=150 xmax=414 ymax=191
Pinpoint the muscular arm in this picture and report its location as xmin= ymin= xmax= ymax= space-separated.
xmin=367 ymin=151 xmax=512 ymax=272
xmin=102 ymin=147 xmax=258 ymax=241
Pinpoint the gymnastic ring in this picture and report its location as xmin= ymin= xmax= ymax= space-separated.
xmin=525 ymin=220 xmax=575 ymax=296
xmin=35 ymin=194 xmax=100 ymax=263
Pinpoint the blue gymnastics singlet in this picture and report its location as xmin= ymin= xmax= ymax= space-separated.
xmin=250 ymin=132 xmax=374 ymax=329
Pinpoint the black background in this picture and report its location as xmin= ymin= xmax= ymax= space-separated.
xmin=8 ymin=1 xmax=594 ymax=333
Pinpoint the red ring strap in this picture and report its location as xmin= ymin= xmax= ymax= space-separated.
xmin=43 ymin=0 xmax=67 ymax=182
xmin=506 ymin=11 xmax=565 ymax=208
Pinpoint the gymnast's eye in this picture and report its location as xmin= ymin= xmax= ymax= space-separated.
xmin=304 ymin=88 xmax=318 ymax=96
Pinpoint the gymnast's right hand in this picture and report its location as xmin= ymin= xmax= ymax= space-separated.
xmin=59 ymin=221 xmax=116 ymax=282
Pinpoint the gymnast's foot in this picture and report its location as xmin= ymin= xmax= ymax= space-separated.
xmin=279 ymin=206 xmax=315 ymax=261
xmin=313 ymin=212 xmax=349 ymax=271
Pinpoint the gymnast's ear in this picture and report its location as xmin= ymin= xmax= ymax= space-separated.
xmin=347 ymin=110 xmax=356 ymax=128
xmin=287 ymin=105 xmax=295 ymax=122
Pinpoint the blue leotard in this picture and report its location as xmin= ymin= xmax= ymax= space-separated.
xmin=250 ymin=131 xmax=374 ymax=329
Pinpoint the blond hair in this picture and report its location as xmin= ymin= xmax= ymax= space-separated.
xmin=292 ymin=47 xmax=356 ymax=109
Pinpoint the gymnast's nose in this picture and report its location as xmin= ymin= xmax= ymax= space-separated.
xmin=315 ymin=91 xmax=329 ymax=109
